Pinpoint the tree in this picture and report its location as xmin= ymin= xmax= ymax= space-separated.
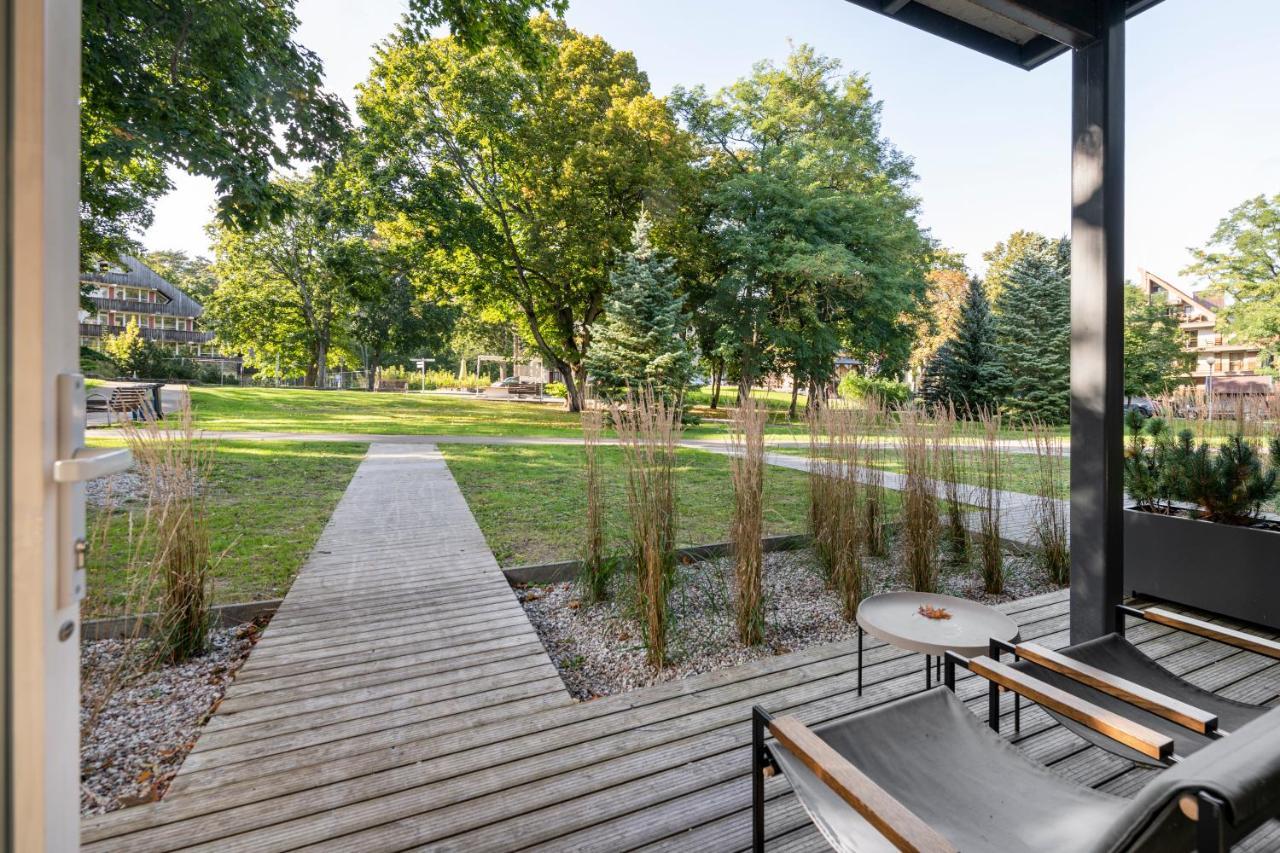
xmin=983 ymin=230 xmax=1060 ymax=305
xmin=585 ymin=214 xmax=692 ymax=402
xmin=993 ymin=237 xmax=1072 ymax=423
xmin=1184 ymin=193 xmax=1280 ymax=373
xmin=81 ymin=0 xmax=567 ymax=268
xmin=142 ymin=250 xmax=219 ymax=304
xmin=1124 ymin=284 xmax=1194 ymax=399
xmin=81 ymin=0 xmax=349 ymax=264
xmin=103 ymin=319 xmax=151 ymax=378
xmin=911 ymin=259 xmax=971 ymax=376
xmin=206 ymin=175 xmax=350 ymax=385
xmin=671 ymin=45 xmax=929 ymax=408
xmin=921 ymin=276 xmax=1000 ymax=412
xmin=357 ymin=16 xmax=685 ymax=411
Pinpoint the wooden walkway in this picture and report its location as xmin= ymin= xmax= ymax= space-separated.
xmin=83 ymin=447 xmax=1278 ymax=851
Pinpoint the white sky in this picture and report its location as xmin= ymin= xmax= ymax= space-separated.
xmin=142 ymin=0 xmax=1280 ymax=289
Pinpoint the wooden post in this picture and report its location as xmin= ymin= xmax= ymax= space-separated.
xmin=1069 ymin=0 xmax=1126 ymax=643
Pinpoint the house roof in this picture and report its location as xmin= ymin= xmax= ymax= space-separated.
xmin=1139 ymin=269 xmax=1218 ymax=321
xmin=81 ymin=256 xmax=205 ymax=318
xmin=843 ymin=0 xmax=1166 ymax=70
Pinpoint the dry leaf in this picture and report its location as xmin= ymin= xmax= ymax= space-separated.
xmin=918 ymin=604 xmax=952 ymax=620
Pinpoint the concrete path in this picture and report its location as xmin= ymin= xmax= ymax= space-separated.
xmin=83 ymin=442 xmax=572 ymax=848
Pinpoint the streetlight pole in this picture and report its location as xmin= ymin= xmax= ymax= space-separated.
xmin=1206 ymin=356 xmax=1216 ymax=422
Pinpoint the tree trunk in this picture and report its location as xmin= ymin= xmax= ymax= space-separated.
xmin=710 ymin=364 xmax=722 ymax=410
xmin=788 ymin=378 xmax=799 ymax=421
xmin=737 ymin=372 xmax=753 ymax=407
xmin=366 ymin=354 xmax=382 ymax=392
xmin=304 ymin=362 xmax=317 ymax=388
xmin=315 ymin=339 xmax=328 ymax=388
xmin=806 ymin=377 xmax=823 ymax=416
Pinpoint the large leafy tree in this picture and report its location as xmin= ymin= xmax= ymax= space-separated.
xmin=671 ymin=45 xmax=930 ymax=405
xmin=993 ymin=237 xmax=1072 ymax=423
xmin=81 ymin=0 xmax=569 ymax=269
xmin=921 ymin=276 xmax=1000 ymax=413
xmin=81 ymin=0 xmax=349 ymax=264
xmin=206 ymin=175 xmax=352 ymax=385
xmin=1124 ymin=284 xmax=1194 ymax=399
xmin=911 ymin=252 xmax=971 ymax=376
xmin=1184 ymin=193 xmax=1280 ymax=373
xmin=357 ymin=16 xmax=684 ymax=411
xmin=585 ymin=214 xmax=692 ymax=402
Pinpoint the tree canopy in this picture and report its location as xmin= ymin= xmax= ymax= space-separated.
xmin=671 ymin=45 xmax=930 ymax=404
xmin=1124 ymin=284 xmax=1194 ymax=399
xmin=357 ymin=15 xmax=685 ymax=410
xmin=993 ymin=236 xmax=1072 ymax=423
xmin=921 ymin=276 xmax=1000 ymax=412
xmin=1185 ymin=193 xmax=1280 ymax=374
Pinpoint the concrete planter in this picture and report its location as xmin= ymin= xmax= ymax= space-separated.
xmin=1124 ymin=508 xmax=1280 ymax=630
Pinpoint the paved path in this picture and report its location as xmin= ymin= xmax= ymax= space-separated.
xmin=82 ymin=442 xmax=572 ymax=849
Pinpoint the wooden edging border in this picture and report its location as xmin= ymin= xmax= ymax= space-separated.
xmin=81 ymin=598 xmax=283 ymax=642
xmin=502 ymin=533 xmax=813 ymax=586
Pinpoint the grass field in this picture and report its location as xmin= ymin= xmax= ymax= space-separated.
xmin=442 ymin=444 xmax=823 ymax=567
xmin=84 ymin=438 xmax=366 ymax=616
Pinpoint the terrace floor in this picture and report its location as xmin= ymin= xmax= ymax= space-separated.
xmin=82 ymin=444 xmax=1279 ymax=851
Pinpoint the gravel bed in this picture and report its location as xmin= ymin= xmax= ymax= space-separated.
xmin=80 ymin=624 xmax=260 ymax=815
xmin=519 ymin=541 xmax=1056 ymax=701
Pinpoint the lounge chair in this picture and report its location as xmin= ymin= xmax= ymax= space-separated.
xmin=995 ymin=604 xmax=1280 ymax=766
xmin=751 ymin=658 xmax=1280 ymax=852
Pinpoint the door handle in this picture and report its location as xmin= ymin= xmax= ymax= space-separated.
xmin=52 ymin=447 xmax=132 ymax=483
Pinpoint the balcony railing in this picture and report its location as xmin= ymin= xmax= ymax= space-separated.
xmin=80 ymin=322 xmax=212 ymax=344
xmin=86 ymin=295 xmax=189 ymax=317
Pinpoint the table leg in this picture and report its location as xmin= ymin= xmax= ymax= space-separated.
xmin=1015 ymin=694 xmax=1021 ymax=733
xmin=857 ymin=627 xmax=863 ymax=697
xmin=925 ymin=654 xmax=932 ymax=689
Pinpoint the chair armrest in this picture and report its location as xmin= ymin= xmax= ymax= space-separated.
xmin=1138 ymin=607 xmax=1280 ymax=660
xmin=1014 ymin=642 xmax=1218 ymax=734
xmin=968 ymin=656 xmax=1175 ymax=761
xmin=767 ymin=715 xmax=957 ymax=853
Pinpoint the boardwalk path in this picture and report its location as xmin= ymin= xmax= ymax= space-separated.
xmin=81 ymin=442 xmax=571 ymax=848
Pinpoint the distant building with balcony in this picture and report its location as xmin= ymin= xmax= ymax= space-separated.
xmin=1139 ymin=268 xmax=1272 ymax=395
xmin=78 ymin=256 xmax=235 ymax=370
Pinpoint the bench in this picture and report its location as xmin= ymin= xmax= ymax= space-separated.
xmin=376 ymin=380 xmax=409 ymax=392
xmin=86 ymin=386 xmax=154 ymax=423
xmin=505 ymin=383 xmax=541 ymax=397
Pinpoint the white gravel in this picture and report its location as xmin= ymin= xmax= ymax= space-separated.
xmin=80 ymin=624 xmax=259 ymax=815
xmin=519 ymin=541 xmax=1056 ymax=701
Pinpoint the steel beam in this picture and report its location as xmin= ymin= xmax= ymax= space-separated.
xmin=1069 ymin=0 xmax=1126 ymax=643
xmin=964 ymin=0 xmax=1098 ymax=47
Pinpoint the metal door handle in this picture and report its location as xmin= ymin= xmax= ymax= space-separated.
xmin=52 ymin=447 xmax=132 ymax=483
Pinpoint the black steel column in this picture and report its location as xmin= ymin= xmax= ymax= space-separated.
xmin=1069 ymin=0 xmax=1126 ymax=643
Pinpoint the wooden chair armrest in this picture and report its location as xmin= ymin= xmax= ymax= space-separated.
xmin=968 ymin=655 xmax=1175 ymax=761
xmin=1014 ymin=642 xmax=1218 ymax=734
xmin=767 ymin=715 xmax=956 ymax=853
xmin=1139 ymin=607 xmax=1280 ymax=660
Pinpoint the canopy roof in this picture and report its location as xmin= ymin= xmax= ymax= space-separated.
xmin=843 ymin=0 xmax=1165 ymax=69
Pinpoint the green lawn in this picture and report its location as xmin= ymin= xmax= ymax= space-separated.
xmin=442 ymin=444 xmax=816 ymax=567
xmin=182 ymin=386 xmax=586 ymax=437
xmin=85 ymin=438 xmax=366 ymax=616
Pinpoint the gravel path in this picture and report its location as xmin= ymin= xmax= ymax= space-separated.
xmin=80 ymin=624 xmax=260 ymax=815
xmin=519 ymin=542 xmax=1056 ymax=701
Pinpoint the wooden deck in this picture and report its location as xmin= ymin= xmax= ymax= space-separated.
xmin=83 ymin=446 xmax=1279 ymax=851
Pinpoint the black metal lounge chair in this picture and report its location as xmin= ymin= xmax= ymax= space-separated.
xmin=996 ymin=604 xmax=1280 ymax=766
xmin=751 ymin=663 xmax=1280 ymax=852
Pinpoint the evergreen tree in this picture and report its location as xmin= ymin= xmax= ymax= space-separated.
xmin=993 ymin=238 xmax=1072 ymax=423
xmin=921 ymin=276 xmax=1000 ymax=413
xmin=585 ymin=213 xmax=692 ymax=402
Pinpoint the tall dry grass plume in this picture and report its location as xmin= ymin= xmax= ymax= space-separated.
xmin=117 ymin=397 xmax=214 ymax=663
xmin=612 ymin=389 xmax=681 ymax=668
xmin=806 ymin=408 xmax=838 ymax=581
xmin=859 ymin=396 xmax=888 ymax=555
xmin=1029 ymin=418 xmax=1069 ymax=585
xmin=579 ymin=407 xmax=609 ymax=602
xmin=975 ymin=408 xmax=1004 ymax=594
xmin=898 ymin=405 xmax=940 ymax=593
xmin=933 ymin=403 xmax=968 ymax=558
xmin=730 ymin=394 xmax=768 ymax=645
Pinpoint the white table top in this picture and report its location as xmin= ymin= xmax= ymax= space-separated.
xmin=856 ymin=591 xmax=1020 ymax=658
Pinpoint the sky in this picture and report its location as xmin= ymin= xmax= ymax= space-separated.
xmin=143 ymin=0 xmax=1280 ymax=289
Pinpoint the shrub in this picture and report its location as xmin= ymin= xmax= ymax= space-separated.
xmin=545 ymin=381 xmax=568 ymax=398
xmin=730 ymin=394 xmax=768 ymax=645
xmin=838 ymin=374 xmax=910 ymax=406
xmin=612 ymin=390 xmax=681 ymax=668
xmin=1174 ymin=433 xmax=1279 ymax=523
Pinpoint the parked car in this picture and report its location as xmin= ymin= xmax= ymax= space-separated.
xmin=491 ymin=376 xmax=531 ymax=388
xmin=1123 ymin=397 xmax=1156 ymax=418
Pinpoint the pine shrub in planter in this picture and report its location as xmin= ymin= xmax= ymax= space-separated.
xmin=1123 ymin=411 xmax=1280 ymax=628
